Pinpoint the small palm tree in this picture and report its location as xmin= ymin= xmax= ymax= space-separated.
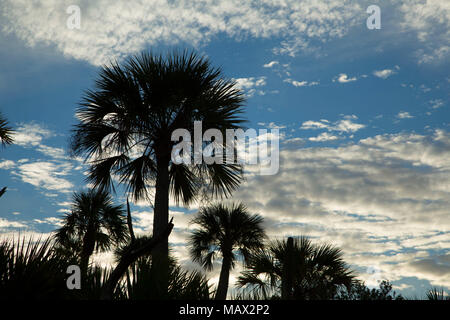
xmin=54 ymin=189 xmax=128 ymax=275
xmin=0 ymin=238 xmax=72 ymax=299
xmin=238 ymin=236 xmax=354 ymax=300
xmin=0 ymin=112 xmax=13 ymax=147
xmin=189 ymin=203 xmax=266 ymax=300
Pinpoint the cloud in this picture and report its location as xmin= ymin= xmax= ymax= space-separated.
xmin=309 ymin=132 xmax=339 ymax=142
xmin=228 ymin=129 xmax=450 ymax=290
xmin=284 ymin=78 xmax=319 ymax=87
xmin=0 ymin=160 xmax=15 ymax=169
xmin=334 ymin=73 xmax=357 ymax=83
xmin=400 ymin=0 xmax=450 ymax=64
xmin=301 ymin=116 xmax=365 ymax=133
xmin=233 ymin=77 xmax=266 ymax=90
xmin=397 ymin=111 xmax=414 ymax=119
xmin=0 ymin=218 xmax=27 ymax=229
xmin=263 ymin=61 xmax=279 ymax=68
xmin=0 ymin=0 xmax=362 ymax=65
xmin=430 ymin=99 xmax=445 ymax=109
xmin=373 ymin=67 xmax=399 ymax=79
xmin=13 ymin=123 xmax=53 ymax=147
xmin=300 ymin=120 xmax=329 ymax=130
xmin=1 ymin=1 xmax=448 ymax=66
xmin=233 ymin=76 xmax=267 ymax=97
xmin=12 ymin=161 xmax=74 ymax=193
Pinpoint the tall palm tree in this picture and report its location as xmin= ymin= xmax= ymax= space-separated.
xmin=0 ymin=112 xmax=13 ymax=147
xmin=189 ymin=203 xmax=266 ymax=300
xmin=70 ymin=51 xmax=246 ymax=272
xmin=54 ymin=189 xmax=128 ymax=275
xmin=238 ymin=236 xmax=354 ymax=300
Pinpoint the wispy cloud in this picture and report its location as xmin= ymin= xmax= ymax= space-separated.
xmin=284 ymin=78 xmax=319 ymax=87
xmin=263 ymin=61 xmax=279 ymax=68
xmin=309 ymin=132 xmax=339 ymax=142
xmin=397 ymin=111 xmax=414 ymax=119
xmin=301 ymin=115 xmax=365 ymax=133
xmin=12 ymin=161 xmax=74 ymax=193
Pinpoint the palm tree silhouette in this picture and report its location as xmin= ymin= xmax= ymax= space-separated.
xmin=0 ymin=112 xmax=13 ymax=147
xmin=0 ymin=112 xmax=13 ymax=199
xmin=70 ymin=51 xmax=246 ymax=290
xmin=238 ymin=236 xmax=354 ymax=300
xmin=54 ymin=189 xmax=128 ymax=276
xmin=189 ymin=203 xmax=266 ymax=300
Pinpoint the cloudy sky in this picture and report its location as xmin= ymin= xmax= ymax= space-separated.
xmin=0 ymin=0 xmax=449 ymax=297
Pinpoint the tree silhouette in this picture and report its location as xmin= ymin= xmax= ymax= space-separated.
xmin=189 ymin=203 xmax=266 ymax=300
xmin=70 ymin=51 xmax=246 ymax=292
xmin=54 ymin=189 xmax=128 ymax=276
xmin=238 ymin=236 xmax=354 ymax=300
xmin=0 ymin=112 xmax=13 ymax=199
xmin=0 ymin=112 xmax=13 ymax=147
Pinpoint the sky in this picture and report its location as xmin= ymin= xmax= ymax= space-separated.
xmin=0 ymin=0 xmax=449 ymax=298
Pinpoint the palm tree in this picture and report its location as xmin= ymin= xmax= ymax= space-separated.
xmin=0 ymin=112 xmax=13 ymax=147
xmin=54 ymin=189 xmax=128 ymax=275
xmin=70 ymin=51 xmax=246 ymax=276
xmin=237 ymin=236 xmax=354 ymax=300
xmin=189 ymin=203 xmax=266 ymax=300
xmin=0 ymin=112 xmax=13 ymax=199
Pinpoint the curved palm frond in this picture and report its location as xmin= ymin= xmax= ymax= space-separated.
xmin=0 ymin=112 xmax=13 ymax=147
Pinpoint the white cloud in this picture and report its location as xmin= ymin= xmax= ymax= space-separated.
xmin=33 ymin=217 xmax=64 ymax=227
xmin=233 ymin=76 xmax=266 ymax=90
xmin=0 ymin=160 xmax=15 ymax=169
xmin=13 ymin=161 xmax=74 ymax=193
xmin=233 ymin=76 xmax=267 ymax=97
xmin=397 ymin=111 xmax=414 ymax=119
xmin=229 ymin=129 xmax=450 ymax=290
xmin=284 ymin=78 xmax=319 ymax=87
xmin=400 ymin=0 xmax=450 ymax=64
xmin=334 ymin=73 xmax=357 ymax=83
xmin=0 ymin=0 xmax=362 ymax=65
xmin=430 ymin=99 xmax=445 ymax=109
xmin=301 ymin=116 xmax=365 ymax=133
xmin=300 ymin=120 xmax=329 ymax=130
xmin=13 ymin=123 xmax=53 ymax=147
xmin=309 ymin=132 xmax=339 ymax=142
xmin=373 ymin=68 xmax=398 ymax=79
xmin=0 ymin=218 xmax=27 ymax=229
xmin=263 ymin=61 xmax=279 ymax=68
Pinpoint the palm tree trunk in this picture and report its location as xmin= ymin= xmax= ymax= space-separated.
xmin=80 ymin=228 xmax=96 ymax=277
xmin=281 ymin=237 xmax=294 ymax=300
xmin=152 ymin=154 xmax=170 ymax=295
xmin=100 ymin=219 xmax=174 ymax=300
xmin=215 ymin=254 xmax=232 ymax=300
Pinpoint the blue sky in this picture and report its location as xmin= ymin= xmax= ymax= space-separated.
xmin=0 ymin=0 xmax=449 ymax=297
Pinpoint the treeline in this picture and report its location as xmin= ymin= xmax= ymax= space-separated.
xmin=1 ymin=188 xmax=446 ymax=300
